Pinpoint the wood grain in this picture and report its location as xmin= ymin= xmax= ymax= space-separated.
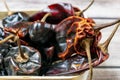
xmin=93 ymin=68 xmax=120 ymax=80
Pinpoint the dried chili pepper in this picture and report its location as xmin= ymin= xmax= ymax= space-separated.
xmin=0 ymin=13 xmax=62 ymax=75
xmin=0 ymin=23 xmax=42 ymax=75
xmin=2 ymin=0 xmax=29 ymax=27
xmin=28 ymin=3 xmax=75 ymax=24
xmin=4 ymin=45 xmax=41 ymax=75
xmin=0 ymin=54 xmax=8 ymax=75
xmin=28 ymin=0 xmax=94 ymax=24
xmin=49 ymin=15 xmax=120 ymax=80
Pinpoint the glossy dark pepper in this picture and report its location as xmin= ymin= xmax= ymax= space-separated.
xmin=28 ymin=21 xmax=62 ymax=62
xmin=0 ymin=54 xmax=8 ymax=76
xmin=2 ymin=12 xmax=29 ymax=27
xmin=28 ymin=3 xmax=78 ymax=24
xmin=4 ymin=45 xmax=41 ymax=75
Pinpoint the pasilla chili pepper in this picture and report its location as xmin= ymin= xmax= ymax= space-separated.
xmin=4 ymin=45 xmax=41 ymax=75
xmin=0 ymin=13 xmax=62 ymax=75
xmin=2 ymin=0 xmax=29 ymax=27
xmin=28 ymin=20 xmax=62 ymax=62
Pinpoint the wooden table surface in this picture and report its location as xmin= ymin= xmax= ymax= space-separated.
xmin=0 ymin=0 xmax=120 ymax=80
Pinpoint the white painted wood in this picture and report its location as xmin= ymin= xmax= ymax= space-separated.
xmin=0 ymin=0 xmax=120 ymax=18
xmin=93 ymin=68 xmax=120 ymax=80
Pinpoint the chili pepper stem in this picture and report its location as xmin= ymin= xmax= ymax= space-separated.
xmin=2 ymin=0 xmax=12 ymax=15
xmin=98 ymin=22 xmax=120 ymax=54
xmin=41 ymin=13 xmax=51 ymax=22
xmin=82 ymin=38 xmax=93 ymax=80
xmin=15 ymin=35 xmax=29 ymax=63
xmin=95 ymin=19 xmax=120 ymax=31
xmin=75 ymin=0 xmax=94 ymax=16
xmin=0 ymin=34 xmax=14 ymax=44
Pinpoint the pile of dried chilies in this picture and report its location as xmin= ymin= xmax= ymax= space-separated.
xmin=0 ymin=0 xmax=120 ymax=80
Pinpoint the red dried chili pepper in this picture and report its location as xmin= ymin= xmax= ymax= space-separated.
xmin=28 ymin=0 xmax=94 ymax=24
xmin=48 ymin=15 xmax=120 ymax=80
xmin=28 ymin=3 xmax=76 ymax=24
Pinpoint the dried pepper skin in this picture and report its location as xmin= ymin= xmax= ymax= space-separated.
xmin=46 ymin=24 xmax=108 ymax=75
xmin=4 ymin=45 xmax=41 ymax=75
xmin=3 ymin=22 xmax=32 ymax=46
xmin=3 ymin=21 xmax=62 ymax=63
xmin=45 ymin=15 xmax=112 ymax=76
xmin=28 ymin=21 xmax=62 ymax=62
xmin=46 ymin=47 xmax=109 ymax=76
xmin=0 ymin=54 xmax=8 ymax=76
xmin=0 ymin=27 xmax=11 ymax=57
xmin=28 ymin=3 xmax=80 ymax=24
xmin=3 ymin=21 xmax=62 ymax=75
xmin=55 ymin=16 xmax=95 ymax=59
xmin=2 ymin=12 xmax=29 ymax=27
xmin=4 ymin=22 xmax=32 ymax=38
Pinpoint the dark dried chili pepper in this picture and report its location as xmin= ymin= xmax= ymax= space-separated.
xmin=0 ymin=54 xmax=8 ymax=75
xmin=28 ymin=0 xmax=94 ymax=24
xmin=4 ymin=45 xmax=41 ymax=75
xmin=2 ymin=0 xmax=29 ymax=27
xmin=1 ymin=13 xmax=62 ymax=75
xmin=0 ymin=22 xmax=42 ymax=75
xmin=28 ymin=3 xmax=75 ymax=24
xmin=28 ymin=20 xmax=62 ymax=63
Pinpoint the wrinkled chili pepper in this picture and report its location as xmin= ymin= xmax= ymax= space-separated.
xmin=48 ymin=15 xmax=120 ymax=80
xmin=0 ymin=13 xmax=62 ymax=75
xmin=4 ymin=45 xmax=41 ymax=75
xmin=28 ymin=3 xmax=76 ymax=24
xmin=29 ymin=0 xmax=94 ymax=24
xmin=0 ymin=54 xmax=8 ymax=75
xmin=2 ymin=0 xmax=29 ymax=27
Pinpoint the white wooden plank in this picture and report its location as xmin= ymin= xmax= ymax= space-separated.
xmin=94 ymin=19 xmax=120 ymax=67
xmin=0 ymin=0 xmax=120 ymax=18
xmin=93 ymin=68 xmax=120 ymax=80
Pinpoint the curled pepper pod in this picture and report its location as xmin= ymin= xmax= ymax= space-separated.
xmin=2 ymin=0 xmax=29 ymax=27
